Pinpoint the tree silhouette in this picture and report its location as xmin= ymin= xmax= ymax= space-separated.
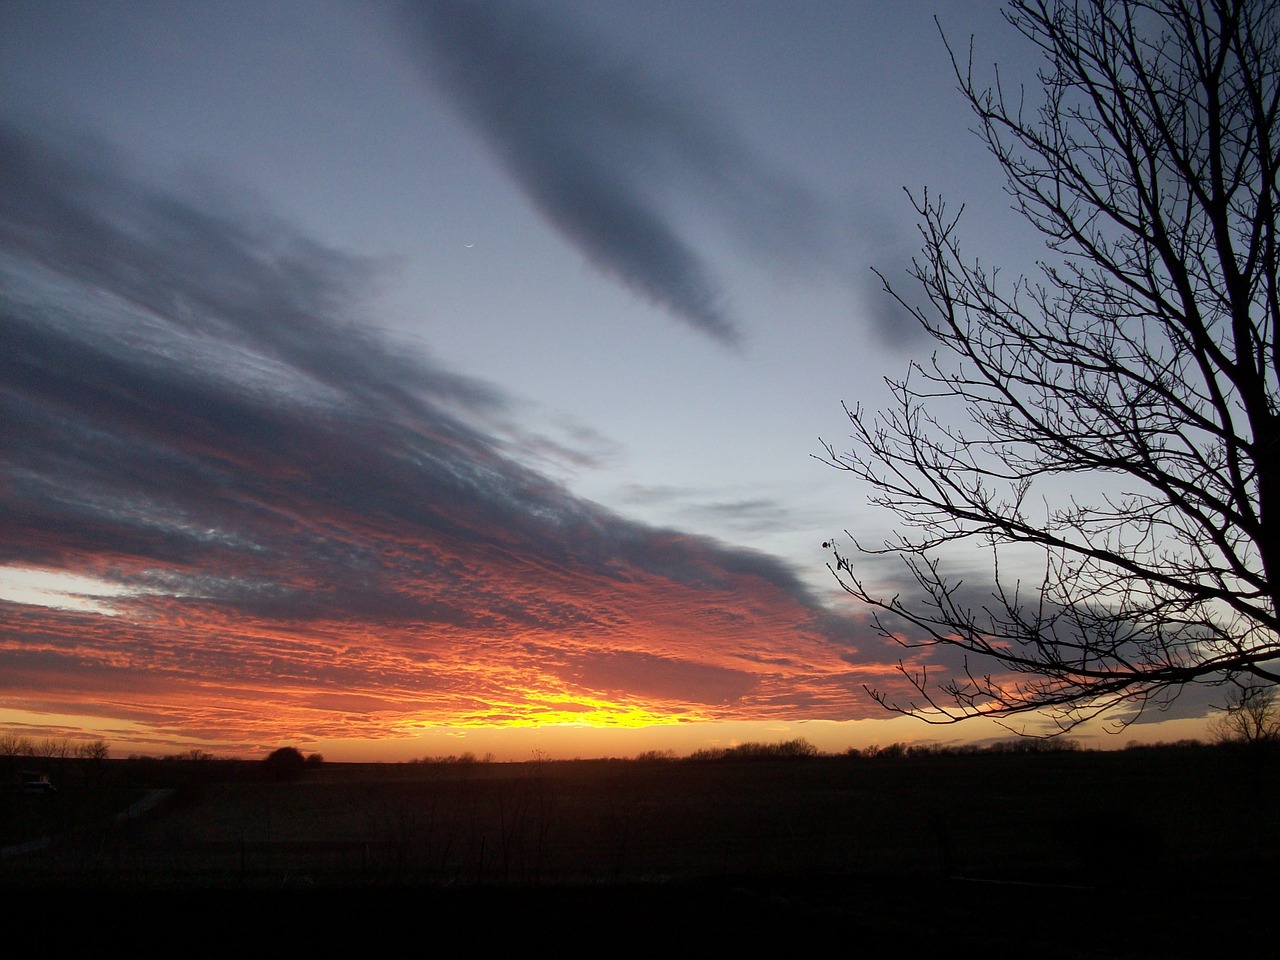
xmin=822 ymin=0 xmax=1280 ymax=731
xmin=1210 ymin=684 xmax=1280 ymax=744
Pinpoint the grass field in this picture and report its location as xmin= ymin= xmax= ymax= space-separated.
xmin=2 ymin=745 xmax=1277 ymax=954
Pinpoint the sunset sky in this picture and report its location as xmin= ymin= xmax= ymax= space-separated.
xmin=1 ymin=0 xmax=1218 ymax=760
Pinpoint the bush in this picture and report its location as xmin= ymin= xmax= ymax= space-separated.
xmin=262 ymin=746 xmax=307 ymax=780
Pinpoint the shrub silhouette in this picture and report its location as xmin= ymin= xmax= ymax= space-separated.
xmin=263 ymin=746 xmax=307 ymax=780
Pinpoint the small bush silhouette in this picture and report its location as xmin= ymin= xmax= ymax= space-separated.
xmin=263 ymin=746 xmax=307 ymax=780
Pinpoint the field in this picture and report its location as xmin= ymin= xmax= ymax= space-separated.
xmin=2 ymin=745 xmax=1277 ymax=954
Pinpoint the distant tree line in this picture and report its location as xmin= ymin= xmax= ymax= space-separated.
xmin=632 ymin=734 xmax=1274 ymax=763
xmin=686 ymin=738 xmax=821 ymax=762
xmin=412 ymin=751 xmax=496 ymax=765
xmin=0 ymin=734 xmax=108 ymax=762
xmin=1 ymin=735 xmax=110 ymax=791
xmin=674 ymin=737 xmax=1086 ymax=762
xmin=6 ymin=722 xmax=1269 ymax=775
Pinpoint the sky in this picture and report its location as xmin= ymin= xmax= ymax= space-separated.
xmin=0 ymin=0 xmax=1219 ymax=760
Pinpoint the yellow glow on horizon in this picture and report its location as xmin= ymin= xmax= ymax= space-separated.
xmin=400 ymin=693 xmax=705 ymax=733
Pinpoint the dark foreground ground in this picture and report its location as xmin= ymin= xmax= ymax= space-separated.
xmin=3 ymin=746 xmax=1277 ymax=955
xmin=6 ymin=868 xmax=1272 ymax=956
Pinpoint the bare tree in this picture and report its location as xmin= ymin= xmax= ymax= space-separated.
xmin=1210 ymin=684 xmax=1280 ymax=743
xmin=35 ymin=737 xmax=71 ymax=760
xmin=821 ymin=0 xmax=1280 ymax=731
xmin=0 ymin=733 xmax=33 ymax=758
xmin=76 ymin=739 xmax=110 ymax=762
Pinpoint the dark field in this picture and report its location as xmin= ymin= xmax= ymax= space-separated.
xmin=3 ymin=746 xmax=1277 ymax=954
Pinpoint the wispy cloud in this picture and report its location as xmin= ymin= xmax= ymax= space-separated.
xmin=395 ymin=0 xmax=838 ymax=348
xmin=0 ymin=121 xmax=891 ymax=750
xmin=618 ymin=483 xmax=807 ymax=536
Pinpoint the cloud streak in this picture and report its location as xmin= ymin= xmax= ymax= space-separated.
xmin=396 ymin=0 xmax=838 ymax=348
xmin=1 ymin=121 xmax=897 ymax=752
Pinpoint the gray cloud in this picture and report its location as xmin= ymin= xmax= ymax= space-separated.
xmin=395 ymin=0 xmax=844 ymax=348
xmin=851 ymin=201 xmax=934 ymax=351
xmin=1 ymin=119 xmax=853 ymax=649
xmin=618 ymin=483 xmax=802 ymax=535
xmin=0 ymin=123 xmax=504 ymax=419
